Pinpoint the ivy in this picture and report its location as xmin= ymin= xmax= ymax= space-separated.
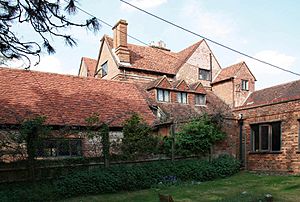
xmin=175 ymin=114 xmax=226 ymax=157
xmin=85 ymin=113 xmax=110 ymax=167
xmin=121 ymin=113 xmax=158 ymax=159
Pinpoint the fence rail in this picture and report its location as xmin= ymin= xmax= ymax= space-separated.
xmin=0 ymin=156 xmax=202 ymax=183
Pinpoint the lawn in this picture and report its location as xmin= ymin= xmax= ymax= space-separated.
xmin=63 ymin=172 xmax=300 ymax=202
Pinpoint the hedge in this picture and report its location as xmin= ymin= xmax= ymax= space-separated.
xmin=0 ymin=154 xmax=240 ymax=202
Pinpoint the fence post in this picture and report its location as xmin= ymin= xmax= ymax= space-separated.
xmin=101 ymin=124 xmax=110 ymax=168
xmin=171 ymin=123 xmax=175 ymax=162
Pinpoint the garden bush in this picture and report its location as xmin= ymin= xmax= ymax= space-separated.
xmin=0 ymin=154 xmax=240 ymax=202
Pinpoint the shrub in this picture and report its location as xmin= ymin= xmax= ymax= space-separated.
xmin=121 ymin=113 xmax=159 ymax=159
xmin=175 ymin=114 xmax=226 ymax=156
xmin=0 ymin=155 xmax=240 ymax=202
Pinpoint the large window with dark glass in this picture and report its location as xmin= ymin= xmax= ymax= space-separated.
xmin=195 ymin=94 xmax=206 ymax=105
xmin=37 ymin=139 xmax=82 ymax=157
xmin=177 ymin=92 xmax=187 ymax=104
xmin=242 ymin=80 xmax=249 ymax=90
xmin=157 ymin=89 xmax=170 ymax=102
xmin=251 ymin=122 xmax=281 ymax=152
xmin=199 ymin=68 xmax=211 ymax=81
xmin=101 ymin=61 xmax=108 ymax=77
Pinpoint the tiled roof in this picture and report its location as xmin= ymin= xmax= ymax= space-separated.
xmin=153 ymin=91 xmax=232 ymax=123
xmin=0 ymin=67 xmax=156 ymax=127
xmin=105 ymin=36 xmax=203 ymax=75
xmin=81 ymin=57 xmax=97 ymax=77
xmin=212 ymin=62 xmax=244 ymax=84
xmin=241 ymin=79 xmax=300 ymax=108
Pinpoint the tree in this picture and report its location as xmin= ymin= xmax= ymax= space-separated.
xmin=85 ymin=113 xmax=110 ymax=167
xmin=20 ymin=116 xmax=50 ymax=180
xmin=121 ymin=113 xmax=158 ymax=159
xmin=0 ymin=0 xmax=100 ymax=67
xmin=175 ymin=114 xmax=226 ymax=157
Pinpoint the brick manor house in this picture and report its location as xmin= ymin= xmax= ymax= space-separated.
xmin=1 ymin=19 xmax=300 ymax=173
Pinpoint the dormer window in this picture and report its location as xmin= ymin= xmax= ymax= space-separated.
xmin=195 ymin=94 xmax=206 ymax=105
xmin=157 ymin=89 xmax=170 ymax=102
xmin=199 ymin=68 xmax=211 ymax=81
xmin=101 ymin=61 xmax=108 ymax=77
xmin=177 ymin=92 xmax=187 ymax=104
xmin=241 ymin=80 xmax=249 ymax=91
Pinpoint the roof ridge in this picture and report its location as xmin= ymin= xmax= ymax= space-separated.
xmin=253 ymin=79 xmax=300 ymax=93
xmin=0 ymin=67 xmax=137 ymax=86
xmin=223 ymin=61 xmax=245 ymax=70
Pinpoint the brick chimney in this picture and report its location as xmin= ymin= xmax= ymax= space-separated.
xmin=112 ymin=20 xmax=130 ymax=64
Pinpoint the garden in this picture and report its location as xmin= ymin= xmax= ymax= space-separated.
xmin=1 ymin=113 xmax=296 ymax=202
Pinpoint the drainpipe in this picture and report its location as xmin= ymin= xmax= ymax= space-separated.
xmin=238 ymin=114 xmax=244 ymax=166
xmin=209 ymin=53 xmax=212 ymax=82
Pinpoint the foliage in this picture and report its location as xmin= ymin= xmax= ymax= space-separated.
xmin=0 ymin=0 xmax=100 ymax=67
xmin=175 ymin=114 xmax=226 ymax=156
xmin=85 ymin=113 xmax=110 ymax=167
xmin=121 ymin=113 xmax=159 ymax=159
xmin=100 ymin=123 xmax=110 ymax=167
xmin=20 ymin=116 xmax=49 ymax=162
xmin=62 ymin=172 xmax=293 ymax=202
xmin=0 ymin=155 xmax=240 ymax=201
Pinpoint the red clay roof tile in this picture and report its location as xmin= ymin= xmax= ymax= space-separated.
xmin=105 ymin=36 xmax=203 ymax=75
xmin=81 ymin=57 xmax=97 ymax=77
xmin=0 ymin=67 xmax=156 ymax=127
xmin=241 ymin=79 xmax=300 ymax=108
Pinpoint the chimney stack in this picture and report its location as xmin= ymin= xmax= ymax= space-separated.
xmin=112 ymin=20 xmax=130 ymax=64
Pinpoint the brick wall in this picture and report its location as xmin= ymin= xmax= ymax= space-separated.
xmin=233 ymin=65 xmax=255 ymax=107
xmin=212 ymin=80 xmax=234 ymax=107
xmin=212 ymin=63 xmax=255 ymax=107
xmin=176 ymin=41 xmax=221 ymax=86
xmin=235 ymin=99 xmax=300 ymax=173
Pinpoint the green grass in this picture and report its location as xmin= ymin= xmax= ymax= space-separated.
xmin=63 ymin=172 xmax=300 ymax=202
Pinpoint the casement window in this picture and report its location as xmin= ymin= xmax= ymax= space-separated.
xmin=251 ymin=122 xmax=281 ymax=152
xmin=195 ymin=94 xmax=206 ymax=105
xmin=241 ymin=80 xmax=249 ymax=91
xmin=101 ymin=61 xmax=108 ymax=77
xmin=199 ymin=68 xmax=211 ymax=81
xmin=157 ymin=89 xmax=170 ymax=102
xmin=37 ymin=139 xmax=82 ymax=157
xmin=177 ymin=92 xmax=187 ymax=104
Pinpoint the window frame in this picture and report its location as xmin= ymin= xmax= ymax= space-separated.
xmin=195 ymin=94 xmax=206 ymax=105
xmin=251 ymin=121 xmax=281 ymax=153
xmin=241 ymin=80 xmax=249 ymax=91
xmin=157 ymin=89 xmax=170 ymax=102
xmin=37 ymin=138 xmax=82 ymax=158
xmin=177 ymin=92 xmax=188 ymax=104
xmin=101 ymin=61 xmax=108 ymax=77
xmin=199 ymin=68 xmax=211 ymax=81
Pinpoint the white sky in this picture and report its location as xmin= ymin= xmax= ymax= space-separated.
xmin=11 ymin=0 xmax=300 ymax=90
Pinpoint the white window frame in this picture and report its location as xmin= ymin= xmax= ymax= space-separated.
xmin=195 ymin=94 xmax=206 ymax=105
xmin=241 ymin=80 xmax=249 ymax=91
xmin=177 ymin=92 xmax=187 ymax=104
xmin=157 ymin=89 xmax=170 ymax=102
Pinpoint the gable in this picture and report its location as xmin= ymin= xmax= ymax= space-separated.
xmin=95 ymin=36 xmax=120 ymax=79
xmin=192 ymin=82 xmax=206 ymax=94
xmin=157 ymin=76 xmax=172 ymax=89
xmin=175 ymin=40 xmax=222 ymax=86
xmin=235 ymin=62 xmax=256 ymax=81
xmin=175 ymin=80 xmax=190 ymax=91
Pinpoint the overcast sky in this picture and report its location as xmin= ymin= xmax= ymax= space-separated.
xmin=13 ymin=0 xmax=300 ymax=90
